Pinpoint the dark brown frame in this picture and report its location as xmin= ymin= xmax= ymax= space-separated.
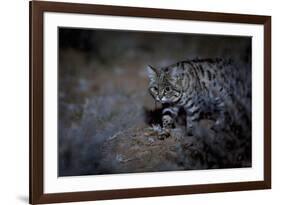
xmin=30 ymin=0 xmax=271 ymax=204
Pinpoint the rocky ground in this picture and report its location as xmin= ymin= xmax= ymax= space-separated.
xmin=99 ymin=124 xmax=208 ymax=174
xmin=97 ymin=113 xmax=252 ymax=174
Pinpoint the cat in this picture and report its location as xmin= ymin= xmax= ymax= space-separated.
xmin=146 ymin=58 xmax=251 ymax=137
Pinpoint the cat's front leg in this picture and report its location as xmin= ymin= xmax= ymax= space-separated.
xmin=162 ymin=115 xmax=174 ymax=129
xmin=211 ymin=97 xmax=226 ymax=132
xmin=162 ymin=107 xmax=179 ymax=129
xmin=185 ymin=101 xmax=201 ymax=136
xmin=158 ymin=107 xmax=179 ymax=140
xmin=186 ymin=117 xmax=196 ymax=136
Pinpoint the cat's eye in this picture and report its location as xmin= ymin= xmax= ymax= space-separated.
xmin=165 ymin=87 xmax=171 ymax=92
xmin=150 ymin=87 xmax=158 ymax=93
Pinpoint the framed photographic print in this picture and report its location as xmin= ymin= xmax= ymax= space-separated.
xmin=29 ymin=0 xmax=271 ymax=204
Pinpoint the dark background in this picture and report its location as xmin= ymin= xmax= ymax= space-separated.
xmin=58 ymin=28 xmax=251 ymax=176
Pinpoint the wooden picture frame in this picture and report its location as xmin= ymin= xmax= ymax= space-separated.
xmin=30 ymin=0 xmax=271 ymax=204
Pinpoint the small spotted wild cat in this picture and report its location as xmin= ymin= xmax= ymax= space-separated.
xmin=147 ymin=58 xmax=251 ymax=136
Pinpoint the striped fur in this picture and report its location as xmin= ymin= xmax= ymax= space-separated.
xmin=147 ymin=58 xmax=251 ymax=135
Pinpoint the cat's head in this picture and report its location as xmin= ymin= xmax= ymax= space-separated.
xmin=146 ymin=65 xmax=182 ymax=104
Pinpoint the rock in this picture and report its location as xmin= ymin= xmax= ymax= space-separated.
xmin=93 ymin=119 xmax=251 ymax=174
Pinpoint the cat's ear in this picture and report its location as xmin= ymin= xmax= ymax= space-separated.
xmin=146 ymin=65 xmax=157 ymax=82
xmin=168 ymin=66 xmax=180 ymax=81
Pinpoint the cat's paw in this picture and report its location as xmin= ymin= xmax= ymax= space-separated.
xmin=158 ymin=130 xmax=170 ymax=140
xmin=151 ymin=124 xmax=170 ymax=140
